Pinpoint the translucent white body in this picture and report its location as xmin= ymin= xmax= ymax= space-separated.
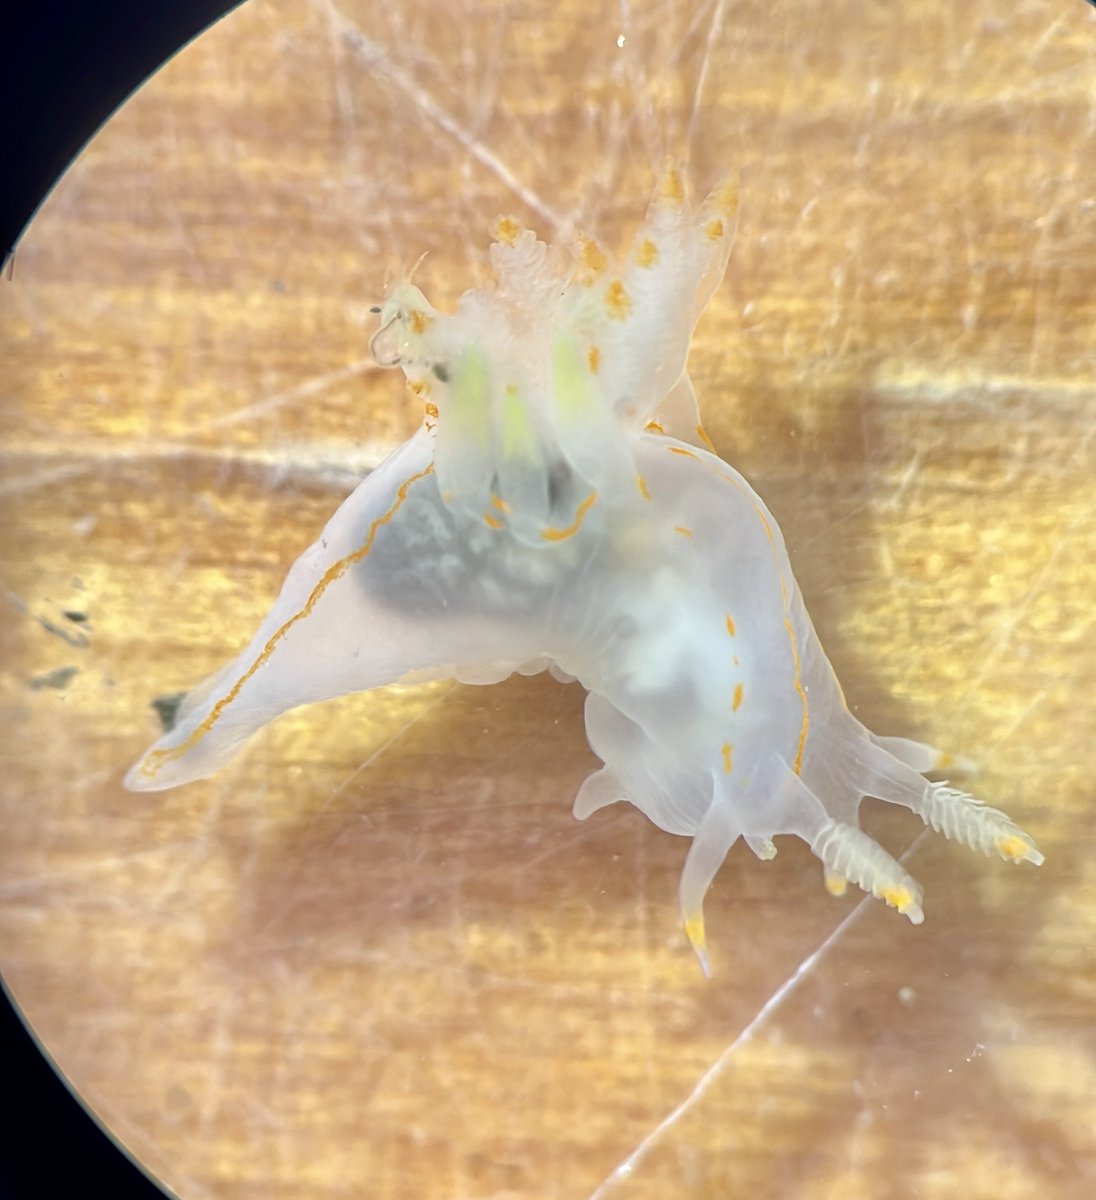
xmin=126 ymin=170 xmax=1042 ymax=972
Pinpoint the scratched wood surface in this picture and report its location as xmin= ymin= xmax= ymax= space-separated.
xmin=2 ymin=2 xmax=1094 ymax=1197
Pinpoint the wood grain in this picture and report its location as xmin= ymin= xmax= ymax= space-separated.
xmin=2 ymin=2 xmax=1094 ymax=1197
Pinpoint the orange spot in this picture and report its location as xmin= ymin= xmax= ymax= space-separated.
xmin=644 ymin=420 xmax=665 ymax=434
xmin=484 ymin=511 xmax=505 ymax=530
xmin=139 ymin=465 xmax=437 ymax=782
xmin=410 ymin=309 xmax=431 ymax=335
xmin=605 ymin=279 xmax=631 ymax=320
xmin=881 ymin=886 xmax=915 ymax=914
xmin=494 ymin=216 xmax=523 ymax=246
xmin=705 ymin=218 xmax=725 ymax=242
xmin=673 ymin=525 xmax=693 ymax=538
xmin=996 ymin=835 xmax=1032 ymax=862
xmin=668 ymin=445 xmax=700 ymax=459
xmin=579 ymin=237 xmax=607 ymax=275
xmin=725 ymin=614 xmax=736 ymax=637
xmin=424 ymin=401 xmax=440 ymax=419
xmin=635 ymin=238 xmax=659 ymax=267
xmin=824 ymin=871 xmax=848 ymax=898
xmin=721 ymin=743 xmax=734 ymax=774
xmin=541 ymin=490 xmax=598 ymax=542
xmin=659 ymin=166 xmax=685 ymax=206
xmin=408 ymin=379 xmax=429 ymax=397
xmin=636 ymin=474 xmax=652 ymax=501
xmin=490 ymin=494 xmax=510 ymax=513
xmin=711 ymin=178 xmax=740 ymax=218
xmin=695 ymin=424 xmax=717 ymax=452
xmin=588 ymin=345 xmax=601 ymax=374
xmin=732 ymin=683 xmax=744 ymax=712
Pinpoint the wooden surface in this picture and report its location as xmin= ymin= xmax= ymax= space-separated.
xmin=2 ymin=1 xmax=1094 ymax=1196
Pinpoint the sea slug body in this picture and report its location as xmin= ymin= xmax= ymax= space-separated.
xmin=125 ymin=168 xmax=1043 ymax=974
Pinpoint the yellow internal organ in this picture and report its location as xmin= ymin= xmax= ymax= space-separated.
xmin=551 ymin=332 xmax=600 ymax=426
xmin=450 ymin=347 xmax=493 ymax=451
xmin=500 ymin=385 xmax=538 ymax=462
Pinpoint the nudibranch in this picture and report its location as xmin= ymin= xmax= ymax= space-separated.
xmin=126 ymin=168 xmax=1043 ymax=974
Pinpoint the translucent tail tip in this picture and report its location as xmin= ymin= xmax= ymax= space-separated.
xmin=879 ymin=884 xmax=925 ymax=925
xmin=812 ymin=821 xmax=925 ymax=925
xmin=924 ymin=785 xmax=1045 ymax=867
xmin=683 ymin=910 xmax=713 ymax=979
xmin=994 ymin=833 xmax=1045 ymax=867
xmin=823 ymin=867 xmax=849 ymax=897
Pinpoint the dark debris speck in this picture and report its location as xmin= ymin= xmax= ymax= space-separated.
xmin=30 ymin=666 xmax=79 ymax=690
xmin=151 ymin=691 xmax=189 ymax=732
